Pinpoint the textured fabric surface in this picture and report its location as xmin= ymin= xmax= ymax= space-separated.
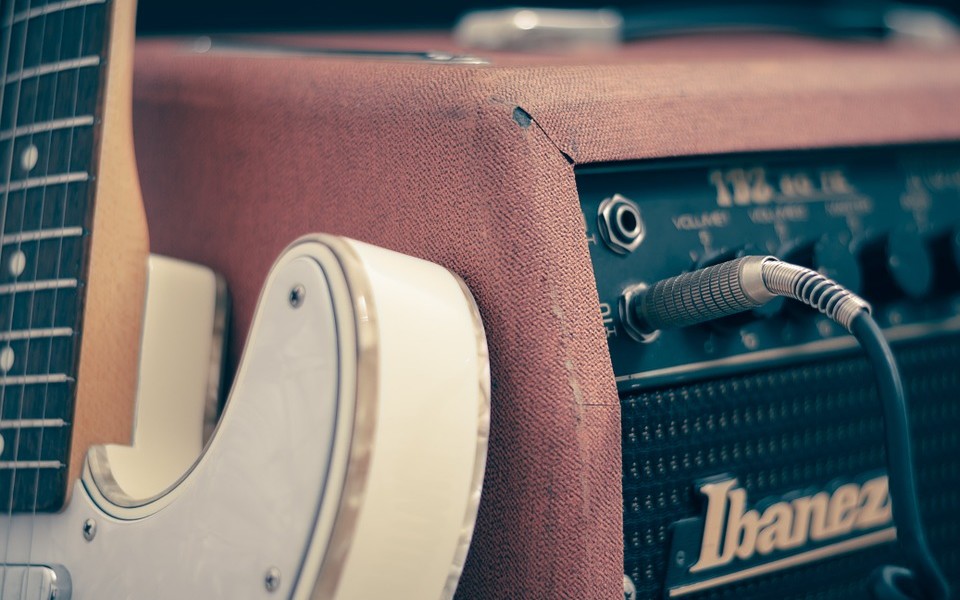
xmin=131 ymin=34 xmax=960 ymax=598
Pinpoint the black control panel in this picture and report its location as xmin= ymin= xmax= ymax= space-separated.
xmin=577 ymin=144 xmax=960 ymax=391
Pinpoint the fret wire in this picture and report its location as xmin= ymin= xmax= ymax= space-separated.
xmin=1 ymin=226 xmax=83 ymax=245
xmin=0 ymin=278 xmax=77 ymax=295
xmin=0 ymin=172 xmax=88 ymax=194
xmin=0 ymin=116 xmax=93 ymax=141
xmin=0 ymin=418 xmax=65 ymax=429
xmin=0 ymin=327 xmax=72 ymax=342
xmin=2 ymin=55 xmax=100 ymax=85
xmin=0 ymin=461 xmax=62 ymax=470
xmin=0 ymin=374 xmax=72 ymax=386
xmin=4 ymin=0 xmax=107 ymax=28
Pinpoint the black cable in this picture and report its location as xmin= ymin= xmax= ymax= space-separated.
xmin=851 ymin=313 xmax=951 ymax=600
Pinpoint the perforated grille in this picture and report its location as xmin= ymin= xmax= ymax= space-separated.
xmin=622 ymin=334 xmax=960 ymax=599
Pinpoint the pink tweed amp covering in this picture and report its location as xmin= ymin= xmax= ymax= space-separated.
xmin=132 ymin=33 xmax=960 ymax=598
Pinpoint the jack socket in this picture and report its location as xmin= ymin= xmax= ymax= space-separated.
xmin=598 ymin=194 xmax=645 ymax=254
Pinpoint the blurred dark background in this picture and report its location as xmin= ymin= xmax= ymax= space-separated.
xmin=136 ymin=0 xmax=960 ymax=33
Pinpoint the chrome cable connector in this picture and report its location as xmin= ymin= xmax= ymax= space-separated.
xmin=622 ymin=256 xmax=871 ymax=337
xmin=761 ymin=260 xmax=871 ymax=332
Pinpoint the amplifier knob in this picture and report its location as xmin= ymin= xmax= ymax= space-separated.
xmin=931 ymin=226 xmax=960 ymax=292
xmin=857 ymin=229 xmax=934 ymax=301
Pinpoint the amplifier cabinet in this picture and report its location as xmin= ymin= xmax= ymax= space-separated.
xmin=132 ymin=33 xmax=960 ymax=599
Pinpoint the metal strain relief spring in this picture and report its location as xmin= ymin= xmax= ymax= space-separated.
xmin=761 ymin=260 xmax=871 ymax=332
xmin=638 ymin=256 xmax=765 ymax=331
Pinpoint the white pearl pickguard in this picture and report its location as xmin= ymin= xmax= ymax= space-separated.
xmin=0 ymin=236 xmax=489 ymax=600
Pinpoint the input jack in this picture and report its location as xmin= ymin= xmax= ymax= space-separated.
xmin=619 ymin=282 xmax=660 ymax=343
xmin=598 ymin=194 xmax=645 ymax=254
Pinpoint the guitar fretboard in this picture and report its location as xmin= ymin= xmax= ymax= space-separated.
xmin=0 ymin=0 xmax=108 ymax=512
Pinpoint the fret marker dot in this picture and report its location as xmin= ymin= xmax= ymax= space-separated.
xmin=20 ymin=144 xmax=38 ymax=172
xmin=8 ymin=250 xmax=26 ymax=277
xmin=0 ymin=435 xmax=4 ymax=457
xmin=0 ymin=347 xmax=13 ymax=372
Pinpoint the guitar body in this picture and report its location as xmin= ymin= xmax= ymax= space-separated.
xmin=0 ymin=235 xmax=490 ymax=599
xmin=0 ymin=3 xmax=489 ymax=595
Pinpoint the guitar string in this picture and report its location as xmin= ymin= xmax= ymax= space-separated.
xmin=25 ymin=0 xmax=76 ymax=577
xmin=0 ymin=0 xmax=40 ymax=585
xmin=0 ymin=0 xmax=14 ymax=587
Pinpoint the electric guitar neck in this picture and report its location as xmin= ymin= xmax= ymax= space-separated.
xmin=0 ymin=0 xmax=148 ymax=512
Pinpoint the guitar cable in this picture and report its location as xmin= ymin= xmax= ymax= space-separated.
xmin=620 ymin=256 xmax=950 ymax=600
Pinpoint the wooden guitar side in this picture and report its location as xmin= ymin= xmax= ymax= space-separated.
xmin=69 ymin=0 xmax=148 ymax=494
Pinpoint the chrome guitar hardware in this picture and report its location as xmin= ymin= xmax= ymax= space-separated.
xmin=288 ymin=285 xmax=305 ymax=308
xmin=264 ymin=568 xmax=280 ymax=593
xmin=81 ymin=520 xmax=96 ymax=543
xmin=0 ymin=565 xmax=70 ymax=600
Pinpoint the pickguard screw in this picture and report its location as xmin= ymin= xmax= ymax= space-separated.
xmin=82 ymin=518 xmax=97 ymax=541
xmin=675 ymin=550 xmax=686 ymax=566
xmin=289 ymin=285 xmax=306 ymax=308
xmin=264 ymin=567 xmax=281 ymax=592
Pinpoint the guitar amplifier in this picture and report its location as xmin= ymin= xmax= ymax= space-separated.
xmin=131 ymin=33 xmax=960 ymax=598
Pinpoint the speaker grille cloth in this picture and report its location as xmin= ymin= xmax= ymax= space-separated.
xmin=622 ymin=334 xmax=960 ymax=599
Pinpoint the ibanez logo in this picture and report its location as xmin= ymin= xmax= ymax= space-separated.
xmin=665 ymin=473 xmax=895 ymax=597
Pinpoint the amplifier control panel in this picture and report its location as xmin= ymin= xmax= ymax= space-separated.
xmin=577 ymin=145 xmax=960 ymax=390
